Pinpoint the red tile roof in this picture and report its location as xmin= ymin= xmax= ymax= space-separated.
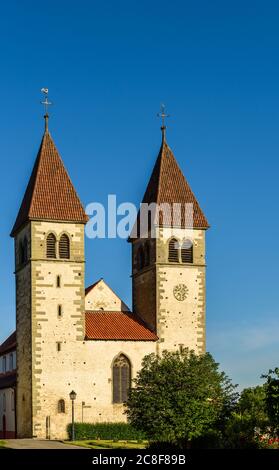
xmin=11 ymin=130 xmax=88 ymax=237
xmin=130 ymin=137 xmax=209 ymax=238
xmin=85 ymin=311 xmax=158 ymax=341
xmin=0 ymin=331 xmax=16 ymax=356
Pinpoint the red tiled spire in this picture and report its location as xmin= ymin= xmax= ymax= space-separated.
xmin=131 ymin=130 xmax=209 ymax=236
xmin=10 ymin=125 xmax=88 ymax=237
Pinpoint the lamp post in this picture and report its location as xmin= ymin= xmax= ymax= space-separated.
xmin=69 ymin=390 xmax=77 ymax=441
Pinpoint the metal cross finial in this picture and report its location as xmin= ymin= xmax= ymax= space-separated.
xmin=41 ymin=88 xmax=52 ymax=131
xmin=157 ymin=103 xmax=170 ymax=129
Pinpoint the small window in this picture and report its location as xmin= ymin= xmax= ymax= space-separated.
xmin=59 ymin=234 xmax=70 ymax=259
xmin=57 ymin=342 xmax=61 ymax=352
xmin=58 ymin=399 xmax=65 ymax=413
xmin=112 ymin=354 xmax=131 ymax=404
xmin=144 ymin=242 xmax=150 ymax=267
xmin=137 ymin=246 xmax=145 ymax=271
xmin=168 ymin=238 xmax=179 ymax=263
xmin=181 ymin=239 xmax=193 ymax=264
xmin=9 ymin=353 xmax=13 ymax=371
xmin=58 ymin=305 xmax=62 ymax=317
xmin=56 ymin=275 xmax=61 ymax=288
xmin=46 ymin=233 xmax=56 ymax=259
xmin=19 ymin=238 xmax=28 ymax=265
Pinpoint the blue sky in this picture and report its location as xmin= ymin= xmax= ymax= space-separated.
xmin=0 ymin=1 xmax=279 ymax=389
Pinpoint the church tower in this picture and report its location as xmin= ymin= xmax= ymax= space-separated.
xmin=10 ymin=114 xmax=88 ymax=438
xmin=130 ymin=124 xmax=209 ymax=354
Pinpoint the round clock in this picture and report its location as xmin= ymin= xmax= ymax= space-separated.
xmin=173 ymin=284 xmax=188 ymax=301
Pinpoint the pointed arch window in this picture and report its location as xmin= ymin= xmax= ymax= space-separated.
xmin=58 ymin=399 xmax=65 ymax=413
xmin=59 ymin=234 xmax=70 ymax=259
xmin=181 ymin=239 xmax=193 ymax=264
xmin=168 ymin=238 xmax=179 ymax=263
xmin=112 ymin=354 xmax=131 ymax=404
xmin=46 ymin=233 xmax=56 ymax=259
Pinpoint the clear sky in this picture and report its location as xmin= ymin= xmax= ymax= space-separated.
xmin=0 ymin=1 xmax=279 ymax=390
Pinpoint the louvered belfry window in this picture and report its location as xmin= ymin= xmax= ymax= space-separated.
xmin=113 ymin=354 xmax=131 ymax=403
xmin=59 ymin=234 xmax=70 ymax=259
xmin=168 ymin=238 xmax=179 ymax=262
xmin=46 ymin=233 xmax=56 ymax=258
xmin=181 ymin=239 xmax=193 ymax=263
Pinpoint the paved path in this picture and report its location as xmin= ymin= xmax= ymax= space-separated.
xmin=3 ymin=439 xmax=85 ymax=449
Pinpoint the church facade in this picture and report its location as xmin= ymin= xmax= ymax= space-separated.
xmin=0 ymin=115 xmax=209 ymax=440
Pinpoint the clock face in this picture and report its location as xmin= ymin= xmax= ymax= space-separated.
xmin=173 ymin=284 xmax=188 ymax=301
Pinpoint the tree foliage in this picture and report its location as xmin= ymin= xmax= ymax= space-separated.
xmin=125 ymin=349 xmax=237 ymax=444
xmin=262 ymin=368 xmax=279 ymax=431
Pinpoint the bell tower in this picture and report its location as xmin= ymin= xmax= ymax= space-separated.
xmin=10 ymin=112 xmax=88 ymax=438
xmin=130 ymin=124 xmax=209 ymax=354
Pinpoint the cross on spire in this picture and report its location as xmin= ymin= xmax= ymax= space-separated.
xmin=157 ymin=103 xmax=170 ymax=141
xmin=41 ymin=88 xmax=52 ymax=132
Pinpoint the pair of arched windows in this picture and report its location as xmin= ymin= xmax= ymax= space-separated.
xmin=112 ymin=354 xmax=131 ymax=404
xmin=19 ymin=237 xmax=28 ymax=265
xmin=137 ymin=243 xmax=150 ymax=271
xmin=46 ymin=234 xmax=70 ymax=259
xmin=168 ymin=238 xmax=193 ymax=264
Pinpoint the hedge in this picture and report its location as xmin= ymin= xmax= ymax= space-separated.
xmin=67 ymin=422 xmax=146 ymax=441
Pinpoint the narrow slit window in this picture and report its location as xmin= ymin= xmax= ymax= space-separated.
xmin=56 ymin=275 xmax=61 ymax=288
xmin=58 ymin=305 xmax=62 ymax=317
xmin=57 ymin=342 xmax=61 ymax=352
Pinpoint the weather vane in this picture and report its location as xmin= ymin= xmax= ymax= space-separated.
xmin=157 ymin=103 xmax=170 ymax=129
xmin=41 ymin=88 xmax=52 ymax=116
xmin=41 ymin=88 xmax=52 ymax=131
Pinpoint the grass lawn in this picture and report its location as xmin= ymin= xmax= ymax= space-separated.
xmin=0 ymin=441 xmax=6 ymax=448
xmin=65 ymin=439 xmax=148 ymax=449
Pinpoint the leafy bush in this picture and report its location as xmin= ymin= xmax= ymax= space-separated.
xmin=67 ymin=422 xmax=146 ymax=441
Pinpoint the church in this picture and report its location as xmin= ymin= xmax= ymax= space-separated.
xmin=0 ymin=110 xmax=209 ymax=440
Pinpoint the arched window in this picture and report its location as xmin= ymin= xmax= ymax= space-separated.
xmin=181 ymin=239 xmax=193 ymax=263
xmin=112 ymin=354 xmax=131 ymax=404
xmin=144 ymin=242 xmax=150 ymax=267
xmin=168 ymin=238 xmax=179 ymax=263
xmin=46 ymin=233 xmax=56 ymax=258
xmin=59 ymin=234 xmax=70 ymax=259
xmin=137 ymin=246 xmax=145 ymax=271
xmin=58 ymin=399 xmax=65 ymax=413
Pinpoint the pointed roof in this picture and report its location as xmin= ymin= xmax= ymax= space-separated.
xmin=131 ymin=132 xmax=209 ymax=237
xmin=11 ymin=126 xmax=88 ymax=237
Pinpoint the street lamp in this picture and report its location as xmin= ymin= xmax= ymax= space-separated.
xmin=69 ymin=390 xmax=77 ymax=441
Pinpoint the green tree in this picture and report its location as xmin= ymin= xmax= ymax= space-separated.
xmin=223 ymin=386 xmax=269 ymax=448
xmin=262 ymin=368 xmax=279 ymax=431
xmin=238 ymin=385 xmax=268 ymax=425
xmin=125 ymin=349 xmax=237 ymax=446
